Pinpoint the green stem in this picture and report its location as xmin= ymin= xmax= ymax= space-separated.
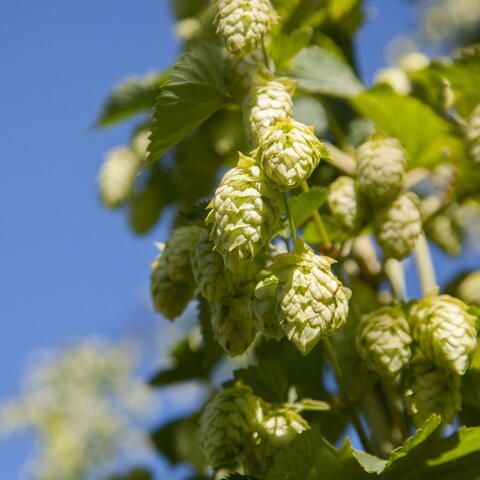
xmin=283 ymin=192 xmax=297 ymax=243
xmin=414 ymin=233 xmax=437 ymax=296
xmin=300 ymin=182 xmax=331 ymax=249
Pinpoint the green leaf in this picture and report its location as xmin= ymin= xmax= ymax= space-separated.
xmin=148 ymin=44 xmax=231 ymax=164
xmin=270 ymin=28 xmax=313 ymax=72
xmin=288 ymin=186 xmax=327 ymax=227
xmin=287 ymin=46 xmax=364 ymax=97
xmin=293 ymin=96 xmax=328 ymax=135
xmin=96 ymin=72 xmax=169 ymax=127
xmin=105 ymin=467 xmax=153 ymax=480
xmin=351 ymin=89 xmax=465 ymax=168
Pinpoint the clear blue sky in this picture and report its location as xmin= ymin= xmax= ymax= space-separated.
xmin=1 ymin=0 xmax=478 ymax=477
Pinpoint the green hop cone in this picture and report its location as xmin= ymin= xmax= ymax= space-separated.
xmin=206 ymin=154 xmax=282 ymax=274
xmin=271 ymin=240 xmax=351 ymax=355
xmin=200 ymin=384 xmax=263 ymax=468
xmin=98 ymin=147 xmax=142 ymax=209
xmin=244 ymin=75 xmax=296 ymax=145
xmin=211 ymin=293 xmax=258 ymax=356
xmin=403 ymin=355 xmax=461 ymax=427
xmin=424 ymin=210 xmax=462 ymax=255
xmin=252 ymin=271 xmax=284 ymax=340
xmin=327 ymin=176 xmax=366 ymax=234
xmin=356 ymin=305 xmax=412 ymax=378
xmin=465 ymin=103 xmax=480 ymax=163
xmin=128 ymin=185 xmax=163 ymax=235
xmin=356 ymin=137 xmax=407 ymax=202
xmin=150 ymin=252 xmax=194 ymax=320
xmin=227 ymin=49 xmax=263 ymax=99
xmin=214 ymin=0 xmax=278 ymax=56
xmin=162 ymin=225 xmax=204 ymax=284
xmin=374 ymin=193 xmax=422 ymax=259
xmin=409 ymin=293 xmax=477 ymax=374
xmin=257 ymin=118 xmax=327 ymax=191
xmin=191 ymin=229 xmax=235 ymax=302
xmin=456 ymin=270 xmax=480 ymax=306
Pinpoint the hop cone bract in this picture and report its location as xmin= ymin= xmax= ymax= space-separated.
xmin=327 ymin=176 xmax=366 ymax=234
xmin=257 ymin=118 xmax=326 ymax=191
xmin=206 ymin=154 xmax=282 ymax=273
xmin=409 ymin=294 xmax=477 ymax=374
xmin=200 ymin=385 xmax=263 ymax=468
xmin=404 ymin=355 xmax=461 ymax=427
xmin=271 ymin=241 xmax=351 ymax=355
xmin=214 ymin=0 xmax=278 ymax=56
xmin=356 ymin=137 xmax=407 ymax=202
xmin=374 ymin=193 xmax=422 ymax=259
xmin=356 ymin=305 xmax=412 ymax=377
xmin=466 ymin=104 xmax=480 ymax=163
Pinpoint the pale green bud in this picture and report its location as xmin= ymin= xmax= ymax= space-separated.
xmin=356 ymin=305 xmax=412 ymax=378
xmin=200 ymin=385 xmax=263 ymax=468
xmin=257 ymin=118 xmax=326 ymax=191
xmin=271 ymin=241 xmax=351 ymax=355
xmin=374 ymin=193 xmax=422 ymax=259
xmin=206 ymin=154 xmax=282 ymax=274
xmin=327 ymin=176 xmax=366 ymax=234
xmin=409 ymin=294 xmax=477 ymax=375
xmin=465 ymin=104 xmax=480 ymax=163
xmin=356 ymin=137 xmax=407 ymax=202
xmin=214 ymin=0 xmax=278 ymax=56
xmin=404 ymin=355 xmax=461 ymax=427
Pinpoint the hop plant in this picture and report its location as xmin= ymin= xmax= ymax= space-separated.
xmin=456 ymin=270 xmax=480 ymax=306
xmin=200 ymin=385 xmax=263 ymax=468
xmin=355 ymin=137 xmax=407 ymax=202
xmin=211 ymin=293 xmax=258 ymax=356
xmin=214 ymin=0 xmax=278 ymax=56
xmin=327 ymin=176 xmax=366 ymax=234
xmin=244 ymin=76 xmax=296 ymax=145
xmin=256 ymin=118 xmax=327 ymax=191
xmin=206 ymin=154 xmax=282 ymax=274
xmin=374 ymin=193 xmax=422 ymax=259
xmin=356 ymin=305 xmax=412 ymax=378
xmin=424 ymin=211 xmax=462 ymax=255
xmin=465 ymin=103 xmax=480 ymax=163
xmin=252 ymin=271 xmax=284 ymax=340
xmin=271 ymin=241 xmax=351 ymax=355
xmin=150 ymin=252 xmax=194 ymax=320
xmin=98 ymin=147 xmax=142 ymax=209
xmin=409 ymin=293 xmax=477 ymax=374
xmin=227 ymin=49 xmax=263 ymax=99
xmin=404 ymin=355 xmax=461 ymax=427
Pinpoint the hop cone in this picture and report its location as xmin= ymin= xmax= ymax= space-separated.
xmin=252 ymin=271 xmax=284 ymax=340
xmin=206 ymin=154 xmax=282 ymax=274
xmin=355 ymin=137 xmax=407 ymax=202
xmin=356 ymin=305 xmax=412 ymax=377
xmin=409 ymin=294 xmax=477 ymax=374
xmin=98 ymin=147 xmax=141 ymax=209
xmin=424 ymin=211 xmax=462 ymax=255
xmin=257 ymin=118 xmax=326 ymax=191
xmin=191 ymin=229 xmax=234 ymax=302
xmin=271 ymin=241 xmax=351 ymax=355
xmin=244 ymin=76 xmax=296 ymax=145
xmin=150 ymin=253 xmax=194 ymax=320
xmin=200 ymin=385 xmax=263 ymax=468
xmin=162 ymin=225 xmax=204 ymax=284
xmin=327 ymin=176 xmax=366 ymax=234
xmin=227 ymin=49 xmax=263 ymax=99
xmin=211 ymin=293 xmax=258 ymax=356
xmin=214 ymin=0 xmax=278 ymax=56
xmin=466 ymin=104 xmax=480 ymax=163
xmin=404 ymin=355 xmax=461 ymax=427
xmin=457 ymin=270 xmax=480 ymax=306
xmin=374 ymin=193 xmax=422 ymax=259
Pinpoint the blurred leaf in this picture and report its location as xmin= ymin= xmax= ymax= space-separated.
xmin=179 ymin=201 xmax=210 ymax=223
xmin=287 ymin=46 xmax=364 ymax=97
xmin=198 ymin=295 xmax=223 ymax=367
xmin=271 ymin=28 xmax=313 ymax=71
xmin=148 ymin=44 xmax=230 ymax=164
xmin=105 ymin=467 xmax=153 ymax=480
xmin=96 ymin=72 xmax=169 ymax=127
xmin=351 ymin=89 xmax=465 ymax=168
xmin=293 ymin=96 xmax=328 ymax=135
xmin=222 ymin=475 xmax=258 ymax=480
xmin=172 ymin=0 xmax=209 ymax=19
xmin=288 ymin=186 xmax=327 ymax=227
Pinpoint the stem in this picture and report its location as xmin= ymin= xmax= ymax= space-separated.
xmin=384 ymin=258 xmax=407 ymax=301
xmin=283 ymin=192 xmax=297 ymax=243
xmin=323 ymin=142 xmax=356 ymax=176
xmin=380 ymin=379 xmax=409 ymax=444
xmin=300 ymin=182 xmax=331 ymax=249
xmin=414 ymin=233 xmax=437 ymax=296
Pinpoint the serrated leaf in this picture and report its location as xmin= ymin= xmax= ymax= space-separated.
xmin=270 ymin=28 xmax=313 ymax=72
xmin=351 ymin=89 xmax=465 ymax=168
xmin=287 ymin=46 xmax=364 ymax=97
xmin=288 ymin=186 xmax=327 ymax=227
xmin=148 ymin=44 xmax=230 ymax=164
xmin=96 ymin=72 xmax=169 ymax=127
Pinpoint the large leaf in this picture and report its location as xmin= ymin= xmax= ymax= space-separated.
xmin=288 ymin=186 xmax=327 ymax=227
xmin=148 ymin=44 xmax=230 ymax=163
xmin=351 ymin=89 xmax=465 ymax=168
xmin=96 ymin=72 xmax=169 ymax=127
xmin=287 ymin=46 xmax=364 ymax=97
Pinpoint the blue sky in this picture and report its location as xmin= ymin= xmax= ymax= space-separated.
xmin=1 ymin=0 xmax=478 ymax=477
